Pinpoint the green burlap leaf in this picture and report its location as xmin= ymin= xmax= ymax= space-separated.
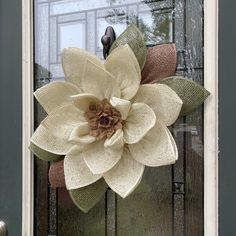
xmin=160 ymin=76 xmax=210 ymax=116
xmin=109 ymin=24 xmax=147 ymax=70
xmin=69 ymin=179 xmax=108 ymax=213
xmin=29 ymin=142 xmax=63 ymax=162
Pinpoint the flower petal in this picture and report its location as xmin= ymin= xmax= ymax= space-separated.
xmin=62 ymin=47 xmax=104 ymax=87
xmin=104 ymin=129 xmax=124 ymax=149
xmin=64 ymin=146 xmax=102 ymax=190
xmin=71 ymin=93 xmax=100 ymax=112
xmin=133 ymin=84 xmax=182 ymax=126
xmin=69 ymin=179 xmax=107 ymax=213
xmin=110 ymin=97 xmax=131 ymax=120
xmin=31 ymin=105 xmax=85 ymax=155
xmin=49 ymin=160 xmax=66 ymax=188
xmin=82 ymin=59 xmax=120 ymax=99
xmin=129 ymin=120 xmax=178 ymax=167
xmin=34 ymin=81 xmax=80 ymax=114
xmin=123 ymin=103 xmax=156 ymax=144
xmin=83 ymin=140 xmax=123 ymax=174
xmin=104 ymin=147 xmax=145 ymax=198
xmin=105 ymin=45 xmax=141 ymax=100
xmin=69 ymin=122 xmax=96 ymax=144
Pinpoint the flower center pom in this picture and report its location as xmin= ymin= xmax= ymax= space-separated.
xmin=84 ymin=99 xmax=124 ymax=140
xmin=99 ymin=116 xmax=110 ymax=127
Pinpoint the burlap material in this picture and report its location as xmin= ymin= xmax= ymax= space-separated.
xmin=141 ymin=44 xmax=177 ymax=84
xmin=29 ymin=141 xmax=63 ymax=162
xmin=109 ymin=24 xmax=147 ymax=70
xmin=160 ymin=76 xmax=210 ymax=116
xmin=49 ymin=159 xmax=66 ymax=188
xmin=69 ymin=179 xmax=108 ymax=213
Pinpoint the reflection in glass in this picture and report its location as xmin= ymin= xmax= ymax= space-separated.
xmin=59 ymin=22 xmax=86 ymax=51
xmin=34 ymin=0 xmax=172 ymax=80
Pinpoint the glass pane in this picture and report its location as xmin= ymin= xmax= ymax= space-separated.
xmin=34 ymin=0 xmax=204 ymax=235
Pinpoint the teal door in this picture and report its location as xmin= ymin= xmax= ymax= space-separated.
xmin=2 ymin=0 xmax=236 ymax=236
xmin=0 ymin=0 xmax=22 ymax=235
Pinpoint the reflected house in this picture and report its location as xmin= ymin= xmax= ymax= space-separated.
xmin=34 ymin=0 xmax=173 ymax=81
xmin=173 ymin=123 xmax=203 ymax=157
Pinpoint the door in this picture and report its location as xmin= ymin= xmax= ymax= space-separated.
xmin=0 ymin=0 xmax=220 ymax=236
xmin=33 ymin=0 xmax=205 ymax=235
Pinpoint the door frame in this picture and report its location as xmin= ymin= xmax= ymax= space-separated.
xmin=21 ymin=0 xmax=219 ymax=235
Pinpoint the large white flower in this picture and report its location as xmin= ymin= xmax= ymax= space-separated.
xmin=31 ymin=45 xmax=182 ymax=198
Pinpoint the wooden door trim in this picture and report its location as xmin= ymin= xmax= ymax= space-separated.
xmin=204 ymin=0 xmax=219 ymax=235
xmin=21 ymin=0 xmax=219 ymax=235
xmin=22 ymin=0 xmax=34 ymax=235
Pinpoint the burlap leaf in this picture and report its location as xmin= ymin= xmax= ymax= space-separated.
xmin=109 ymin=24 xmax=147 ymax=70
xmin=160 ymin=76 xmax=210 ymax=116
xmin=49 ymin=160 xmax=66 ymax=188
xmin=69 ymin=179 xmax=108 ymax=213
xmin=29 ymin=142 xmax=63 ymax=162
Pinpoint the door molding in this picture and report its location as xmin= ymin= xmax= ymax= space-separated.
xmin=22 ymin=0 xmax=218 ymax=235
xmin=22 ymin=0 xmax=34 ymax=235
xmin=204 ymin=0 xmax=219 ymax=235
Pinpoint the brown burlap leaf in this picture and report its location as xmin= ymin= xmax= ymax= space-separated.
xmin=109 ymin=24 xmax=147 ymax=70
xmin=69 ymin=179 xmax=108 ymax=213
xmin=29 ymin=141 xmax=63 ymax=162
xmin=49 ymin=160 xmax=66 ymax=188
xmin=160 ymin=76 xmax=210 ymax=116
xmin=141 ymin=44 xmax=177 ymax=84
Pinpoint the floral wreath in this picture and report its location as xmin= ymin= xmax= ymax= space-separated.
xmin=30 ymin=25 xmax=210 ymax=213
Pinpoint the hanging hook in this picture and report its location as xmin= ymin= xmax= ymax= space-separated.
xmin=101 ymin=26 xmax=116 ymax=59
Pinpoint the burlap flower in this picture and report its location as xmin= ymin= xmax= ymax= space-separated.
xmin=31 ymin=44 xmax=183 ymax=199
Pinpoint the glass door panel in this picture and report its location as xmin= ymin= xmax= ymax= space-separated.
xmin=34 ymin=0 xmax=204 ymax=235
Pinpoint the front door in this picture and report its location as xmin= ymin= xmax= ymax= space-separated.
xmin=33 ymin=0 xmax=205 ymax=235
xmin=0 ymin=0 xmax=221 ymax=236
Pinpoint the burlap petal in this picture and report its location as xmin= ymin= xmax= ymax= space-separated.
xmin=34 ymin=81 xmax=80 ymax=114
xmin=104 ymin=129 xmax=124 ymax=149
xmin=129 ymin=120 xmax=177 ymax=167
xmin=69 ymin=179 xmax=108 ymax=213
xmin=82 ymin=59 xmax=120 ymax=100
xmin=71 ymin=93 xmax=100 ymax=112
xmin=105 ymin=45 xmax=141 ymax=100
xmin=69 ymin=122 xmax=96 ymax=144
xmin=31 ymin=105 xmax=84 ymax=155
xmin=133 ymin=84 xmax=182 ymax=126
xmin=64 ymin=146 xmax=102 ymax=190
xmin=110 ymin=97 xmax=131 ymax=120
xmin=62 ymin=47 xmax=104 ymax=87
xmin=141 ymin=44 xmax=177 ymax=84
xmin=160 ymin=76 xmax=210 ymax=116
xmin=49 ymin=160 xmax=66 ymax=188
xmin=83 ymin=140 xmax=123 ymax=174
xmin=123 ymin=103 xmax=156 ymax=144
xmin=29 ymin=142 xmax=63 ymax=162
xmin=104 ymin=147 xmax=145 ymax=198
xmin=109 ymin=24 xmax=147 ymax=70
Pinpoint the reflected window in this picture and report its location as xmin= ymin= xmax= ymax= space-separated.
xmin=34 ymin=0 xmax=172 ymax=80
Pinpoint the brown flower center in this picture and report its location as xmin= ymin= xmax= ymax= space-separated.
xmin=84 ymin=99 xmax=124 ymax=140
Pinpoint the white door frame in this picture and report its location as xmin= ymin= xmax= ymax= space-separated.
xmin=22 ymin=0 xmax=218 ymax=235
